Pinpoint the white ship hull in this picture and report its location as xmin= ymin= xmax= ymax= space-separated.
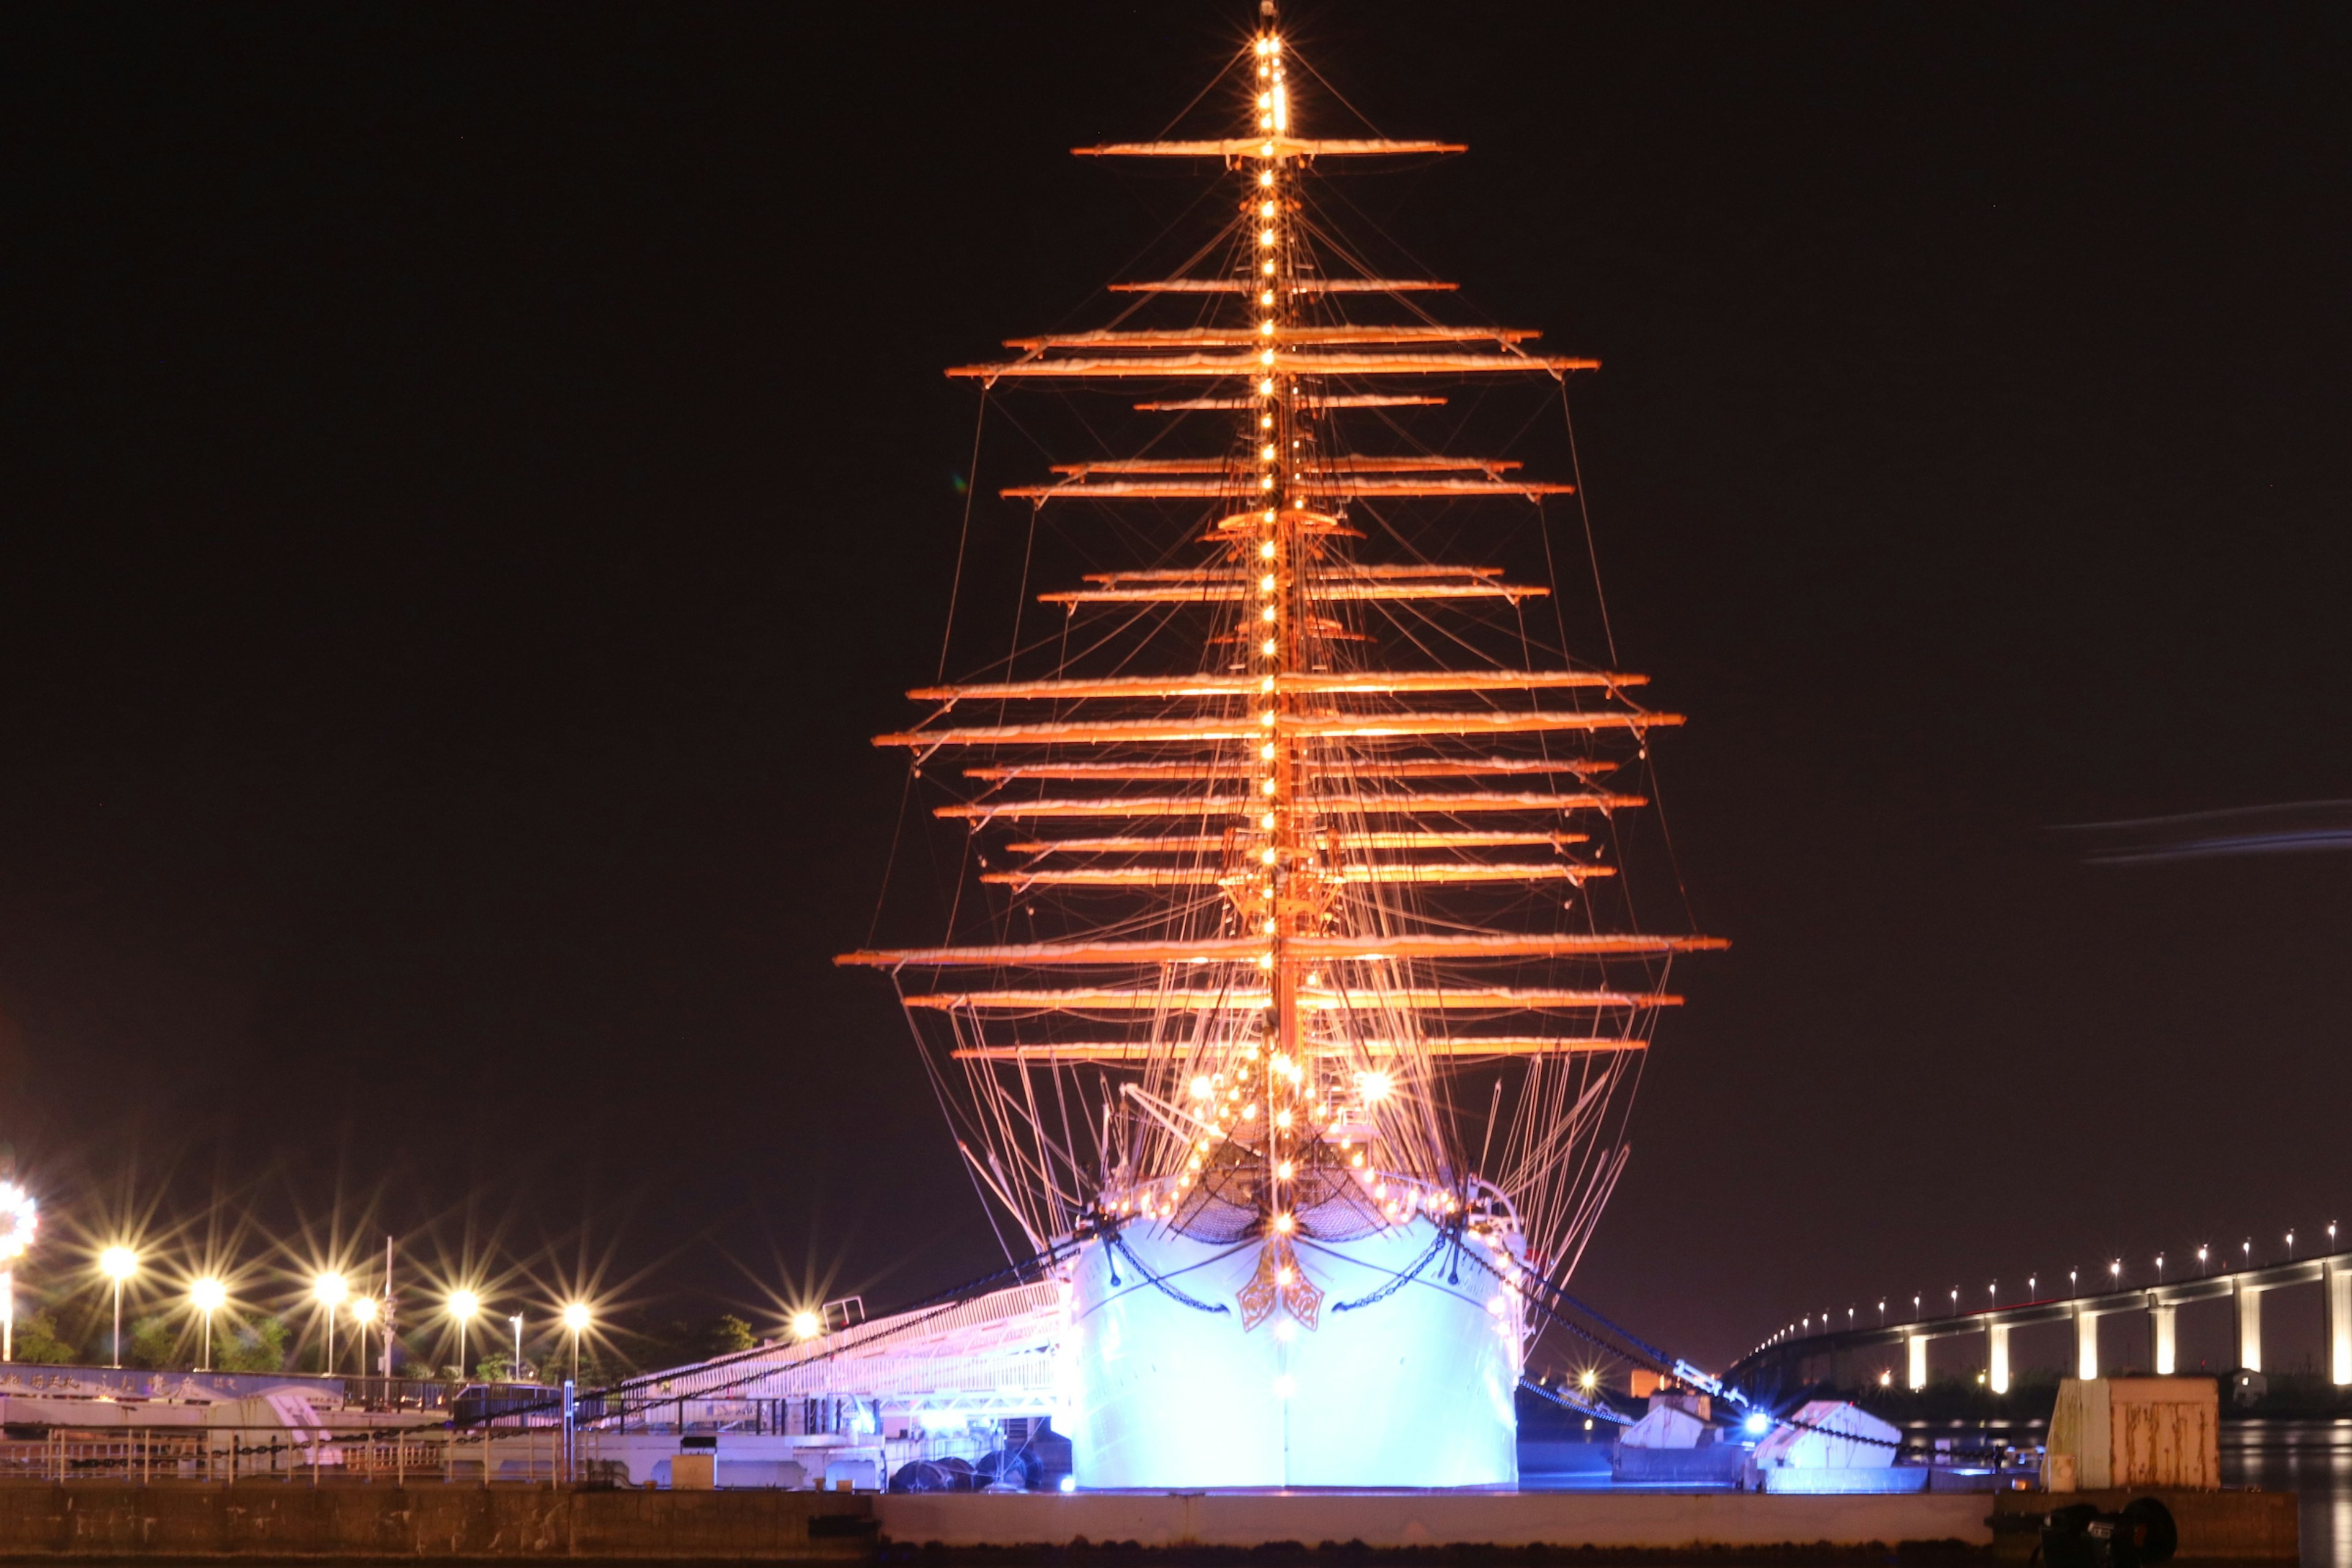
xmin=1058 ymin=1218 xmax=1523 ymax=1488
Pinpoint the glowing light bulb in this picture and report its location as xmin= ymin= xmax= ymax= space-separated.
xmin=1261 ymin=848 xmax=1277 ymax=865
xmin=1260 ymin=289 xmax=1275 ymax=305
xmin=1261 ymin=605 xmax=1276 ymax=622
xmin=1259 ymin=170 xmax=1273 ymax=186
xmin=1261 ymin=777 xmax=1276 ymax=793
xmin=1276 ymin=1160 xmax=1294 ymax=1179
xmin=1275 ymin=1109 xmax=1293 ymax=1130
xmin=1357 ymin=1069 xmax=1395 ymax=1101
xmin=1258 ymin=377 xmax=1275 ymax=393
xmin=1261 ymin=812 xmax=1276 ymax=829
xmin=1259 ymin=319 xmax=1275 ymax=336
xmin=1258 ymin=229 xmax=1275 ymax=247
xmin=1190 ymin=1075 xmax=1213 ymax=1099
xmin=1261 ymin=638 xmax=1277 ymax=655
xmin=792 ymin=1310 xmax=822 ymax=1340
xmin=1261 ymin=260 xmax=1275 ymax=276
xmin=1273 ymin=1213 xmax=1294 ymax=1234
xmin=560 ymin=1302 xmax=589 ymax=1332
xmin=1259 ymin=200 xmax=1276 ymax=218
xmin=1260 ymin=443 xmax=1276 ymax=460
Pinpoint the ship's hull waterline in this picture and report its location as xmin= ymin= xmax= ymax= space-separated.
xmin=1060 ymin=1218 xmax=1524 ymax=1488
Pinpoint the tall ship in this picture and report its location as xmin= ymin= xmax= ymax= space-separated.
xmin=841 ymin=7 xmax=1719 ymax=1488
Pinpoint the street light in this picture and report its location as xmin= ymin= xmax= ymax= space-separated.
xmin=2198 ymin=1245 xmax=2209 ymax=1275
xmin=2029 ymin=1275 xmax=2038 ymax=1297
xmin=508 ymin=1314 xmax=523 ymax=1382
xmin=2109 ymin=1260 xmax=2121 ymax=1286
xmin=2285 ymin=1230 xmax=2295 ymax=1259
xmin=791 ymin=1310 xmax=822 ymax=1341
xmin=449 ymin=1290 xmax=481 ymax=1381
xmin=0 ymin=1181 xmax=37 ymax=1363
xmin=2070 ymin=1268 xmax=2078 ymax=1295
xmin=562 ymin=1302 xmax=590 ymax=1383
xmin=2156 ymin=1254 xmax=2165 ymax=1281
xmin=350 ymin=1295 xmax=379 ymax=1383
xmin=190 ymin=1278 xmax=226 ymax=1371
xmin=99 ymin=1247 xmax=138 ymax=1369
xmin=313 ymin=1273 xmax=349 ymax=1374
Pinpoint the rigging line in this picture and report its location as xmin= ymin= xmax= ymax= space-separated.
xmin=862 ymin=767 xmax=917 ymax=948
xmin=1286 ymin=47 xmax=1383 ymax=139
xmin=1007 ymin=501 xmax=1042 ymax=667
xmin=1559 ymin=379 xmax=1618 ymax=666
xmin=937 ymin=389 xmax=990 ymax=682
xmin=892 ymin=976 xmax=1019 ymax=1268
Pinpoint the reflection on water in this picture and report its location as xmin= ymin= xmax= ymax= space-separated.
xmin=2225 ymin=1420 xmax=2352 ymax=1568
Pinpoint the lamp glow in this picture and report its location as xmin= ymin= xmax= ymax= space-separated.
xmin=792 ymin=1310 xmax=823 ymax=1340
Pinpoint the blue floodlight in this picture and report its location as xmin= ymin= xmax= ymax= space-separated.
xmin=1743 ymin=1411 xmax=1771 ymax=1436
xmin=1058 ymin=1475 xmax=1077 ymax=1494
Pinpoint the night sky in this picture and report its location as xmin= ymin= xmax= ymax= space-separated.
xmin=4 ymin=4 xmax=2348 ymax=1376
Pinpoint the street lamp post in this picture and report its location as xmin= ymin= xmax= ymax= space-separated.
xmin=561 ymin=1303 xmax=590 ymax=1384
xmin=351 ymin=1295 xmax=379 ymax=1385
xmin=314 ymin=1273 xmax=348 ymax=1374
xmin=0 ymin=1181 xmax=37 ymax=1363
xmin=509 ymin=1314 xmax=523 ymax=1381
xmin=450 ymin=1291 xmax=480 ymax=1381
xmin=100 ymin=1248 xmax=138 ymax=1369
xmin=190 ymin=1279 xmax=225 ymax=1371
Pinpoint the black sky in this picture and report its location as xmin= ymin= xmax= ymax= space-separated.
xmin=2 ymin=4 xmax=2348 ymax=1373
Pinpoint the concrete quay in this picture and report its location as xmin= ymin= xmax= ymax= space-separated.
xmin=0 ymin=1485 xmax=874 ymax=1560
xmin=0 ymin=1482 xmax=2297 ymax=1561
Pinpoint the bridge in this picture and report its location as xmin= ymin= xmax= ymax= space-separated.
xmin=1728 ymin=1248 xmax=2352 ymax=1394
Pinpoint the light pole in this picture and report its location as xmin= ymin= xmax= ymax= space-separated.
xmin=2070 ymin=1268 xmax=2078 ymax=1295
xmin=2029 ymin=1275 xmax=2038 ymax=1297
xmin=351 ymin=1295 xmax=379 ymax=1385
xmin=509 ymin=1314 xmax=523 ymax=1382
xmin=0 ymin=1180 xmax=37 ymax=1363
xmin=450 ymin=1291 xmax=480 ymax=1381
xmin=314 ymin=1273 xmax=348 ymax=1374
xmin=99 ymin=1247 xmax=138 ymax=1369
xmin=190 ymin=1278 xmax=225 ymax=1371
xmin=2286 ymin=1230 xmax=2295 ymax=1259
xmin=2198 ymin=1245 xmax=2209 ymax=1276
xmin=562 ymin=1302 xmax=590 ymax=1384
xmin=2109 ymin=1259 xmax=2121 ymax=1287
xmin=2157 ymin=1254 xmax=2165 ymax=1281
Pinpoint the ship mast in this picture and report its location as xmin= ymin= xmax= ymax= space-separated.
xmin=841 ymin=9 xmax=1720 ymax=1294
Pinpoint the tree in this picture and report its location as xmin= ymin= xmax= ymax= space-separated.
xmin=124 ymin=1314 xmax=183 ymax=1370
xmin=9 ymin=1309 xmax=80 ymax=1365
xmin=704 ymin=1315 xmax=756 ymax=1356
xmin=216 ymin=1317 xmax=289 ymax=1373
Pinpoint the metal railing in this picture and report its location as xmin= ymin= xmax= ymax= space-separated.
xmin=0 ymin=1423 xmax=579 ymax=1487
